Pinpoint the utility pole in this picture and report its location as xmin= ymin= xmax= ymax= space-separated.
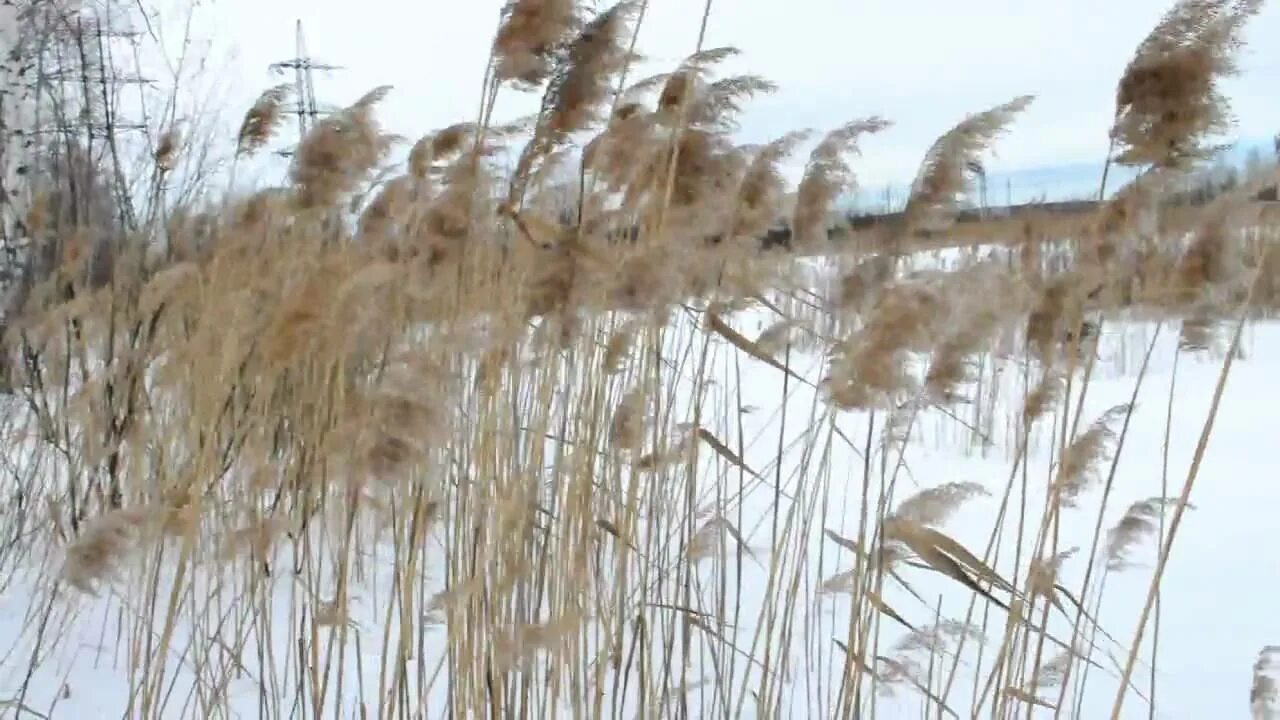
xmin=268 ymin=20 xmax=341 ymax=158
xmin=1 ymin=1 xmax=149 ymax=294
xmin=967 ymin=159 xmax=987 ymax=220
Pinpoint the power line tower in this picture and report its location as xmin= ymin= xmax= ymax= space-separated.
xmin=1 ymin=1 xmax=150 ymax=287
xmin=269 ymin=20 xmax=341 ymax=158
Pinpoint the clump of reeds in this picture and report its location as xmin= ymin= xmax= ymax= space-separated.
xmin=5 ymin=1 xmax=1279 ymax=718
xmin=1026 ymin=270 xmax=1093 ymax=361
xmin=923 ymin=265 xmax=1027 ymax=403
xmin=509 ymin=1 xmax=638 ymax=206
xmin=825 ymin=279 xmax=947 ymax=409
xmin=582 ymin=101 xmax=657 ymax=194
xmin=1174 ymin=193 xmax=1254 ymax=301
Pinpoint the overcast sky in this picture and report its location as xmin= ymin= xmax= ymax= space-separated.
xmin=174 ymin=0 xmax=1280 ymax=190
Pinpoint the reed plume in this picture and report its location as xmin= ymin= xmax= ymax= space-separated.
xmin=509 ymin=1 xmax=638 ymax=206
xmin=1028 ymin=547 xmax=1077 ymax=600
xmin=154 ymin=127 xmax=180 ymax=171
xmin=889 ymin=481 xmax=989 ymax=529
xmin=1175 ymin=193 xmax=1253 ymax=301
xmin=1254 ymin=646 xmax=1280 ymax=720
xmin=236 ymin=84 xmax=292 ymax=156
xmin=62 ymin=508 xmax=150 ymax=593
xmin=904 ymin=96 xmax=1034 ymax=235
xmin=1104 ymin=497 xmax=1184 ymax=570
xmin=730 ymin=130 xmax=810 ymax=241
xmin=291 ymin=86 xmax=397 ymax=209
xmin=684 ymin=74 xmax=779 ymax=132
xmin=792 ymin=117 xmax=890 ymax=247
xmin=583 ymin=102 xmax=658 ymax=193
xmin=408 ymin=122 xmax=478 ymax=181
xmin=1022 ymin=372 xmax=1063 ymax=425
xmin=492 ymin=0 xmax=581 ymax=88
xmin=1054 ymin=404 xmax=1132 ymax=507
xmin=652 ymin=47 xmax=742 ymax=121
xmin=825 ymin=278 xmax=947 ymax=409
xmin=1007 ymin=650 xmax=1071 ymax=709
xmin=1112 ymin=0 xmax=1263 ymax=169
xmin=923 ymin=267 xmax=1023 ymax=403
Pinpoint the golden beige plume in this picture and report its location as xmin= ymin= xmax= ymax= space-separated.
xmin=405 ymin=126 xmax=507 ymax=255
xmin=1112 ymin=0 xmax=1263 ymax=169
xmin=582 ymin=102 xmax=658 ymax=193
xmin=290 ymin=86 xmax=397 ymax=209
xmin=1054 ymin=404 xmax=1132 ymax=507
xmin=509 ymin=1 xmax=638 ymax=207
xmin=684 ymin=74 xmax=778 ymax=132
xmin=825 ymin=280 xmax=946 ymax=410
xmin=358 ymin=174 xmax=416 ymax=241
xmin=236 ymin=84 xmax=293 ymax=156
xmin=792 ymin=117 xmax=890 ymax=247
xmin=923 ymin=323 xmax=995 ymax=405
xmin=729 ymin=130 xmax=811 ymax=241
xmin=629 ymin=127 xmax=749 ymax=235
xmin=923 ymin=266 xmax=1022 ymax=404
xmin=904 ymin=95 xmax=1034 ymax=235
xmin=1028 ymin=547 xmax=1078 ymax=601
xmin=492 ymin=0 xmax=581 ymax=88
xmin=409 ymin=122 xmax=478 ymax=180
xmin=686 ymin=515 xmax=757 ymax=565
xmin=154 ymin=126 xmax=181 ymax=172
xmin=1022 ymin=372 xmax=1063 ymax=425
xmin=1026 ymin=270 xmax=1091 ymax=361
xmin=603 ymin=319 xmax=638 ymax=372
xmin=1174 ymin=192 xmax=1254 ymax=302
xmin=653 ymin=46 xmax=742 ymax=119
xmin=608 ymin=387 xmax=647 ymax=449
xmin=1089 ymin=167 xmax=1176 ymax=267
xmin=63 ymin=508 xmax=150 ymax=593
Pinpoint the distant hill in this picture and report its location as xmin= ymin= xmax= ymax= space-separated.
xmin=839 ymin=136 xmax=1276 ymax=214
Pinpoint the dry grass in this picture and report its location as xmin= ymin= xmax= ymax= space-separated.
xmin=0 ymin=1 xmax=1278 ymax=718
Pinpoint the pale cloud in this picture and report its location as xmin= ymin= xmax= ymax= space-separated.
xmin=199 ymin=0 xmax=1280 ymax=189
